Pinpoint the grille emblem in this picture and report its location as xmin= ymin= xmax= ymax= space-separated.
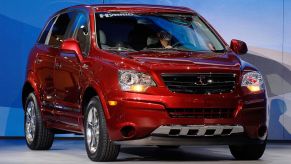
xmin=196 ymin=76 xmax=208 ymax=85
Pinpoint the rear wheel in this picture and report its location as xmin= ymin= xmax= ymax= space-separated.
xmin=229 ymin=141 xmax=266 ymax=160
xmin=84 ymin=96 xmax=120 ymax=161
xmin=24 ymin=93 xmax=54 ymax=150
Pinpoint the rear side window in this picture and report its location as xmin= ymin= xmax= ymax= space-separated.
xmin=38 ymin=17 xmax=57 ymax=44
xmin=46 ymin=12 xmax=76 ymax=47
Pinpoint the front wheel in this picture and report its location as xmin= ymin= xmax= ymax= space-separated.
xmin=229 ymin=141 xmax=266 ymax=160
xmin=84 ymin=96 xmax=120 ymax=161
xmin=24 ymin=93 xmax=54 ymax=150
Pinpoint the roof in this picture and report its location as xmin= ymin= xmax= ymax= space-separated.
xmin=73 ymin=4 xmax=195 ymax=14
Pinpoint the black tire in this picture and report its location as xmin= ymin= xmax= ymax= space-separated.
xmin=24 ymin=93 xmax=54 ymax=150
xmin=84 ymin=96 xmax=120 ymax=162
xmin=229 ymin=141 xmax=266 ymax=160
xmin=158 ymin=145 xmax=180 ymax=149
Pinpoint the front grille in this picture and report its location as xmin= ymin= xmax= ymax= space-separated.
xmin=167 ymin=108 xmax=235 ymax=119
xmin=161 ymin=73 xmax=237 ymax=94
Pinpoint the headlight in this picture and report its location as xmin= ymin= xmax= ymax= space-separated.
xmin=241 ymin=71 xmax=264 ymax=92
xmin=118 ymin=70 xmax=156 ymax=92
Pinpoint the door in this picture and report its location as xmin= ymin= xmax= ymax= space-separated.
xmin=37 ymin=11 xmax=76 ymax=122
xmin=34 ymin=16 xmax=58 ymax=120
xmin=54 ymin=11 xmax=90 ymax=126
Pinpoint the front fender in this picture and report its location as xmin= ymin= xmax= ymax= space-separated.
xmin=87 ymin=81 xmax=111 ymax=120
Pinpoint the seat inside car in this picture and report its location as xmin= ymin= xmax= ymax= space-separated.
xmin=128 ymin=24 xmax=149 ymax=50
xmin=147 ymin=35 xmax=160 ymax=48
xmin=99 ymin=30 xmax=109 ymax=49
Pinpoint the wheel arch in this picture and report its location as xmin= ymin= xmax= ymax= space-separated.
xmin=22 ymin=80 xmax=39 ymax=110
xmin=81 ymin=83 xmax=111 ymax=119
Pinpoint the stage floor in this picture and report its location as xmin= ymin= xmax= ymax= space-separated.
xmin=0 ymin=139 xmax=290 ymax=164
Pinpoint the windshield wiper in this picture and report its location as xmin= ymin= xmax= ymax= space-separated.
xmin=141 ymin=47 xmax=194 ymax=52
xmin=211 ymin=49 xmax=227 ymax=53
xmin=141 ymin=48 xmax=228 ymax=54
xmin=103 ymin=47 xmax=137 ymax=52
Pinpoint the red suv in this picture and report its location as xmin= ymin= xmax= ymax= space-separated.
xmin=22 ymin=4 xmax=267 ymax=161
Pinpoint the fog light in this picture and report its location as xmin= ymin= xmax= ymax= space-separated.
xmin=121 ymin=126 xmax=135 ymax=138
xmin=108 ymin=101 xmax=117 ymax=106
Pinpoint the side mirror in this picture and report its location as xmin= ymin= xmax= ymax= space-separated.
xmin=230 ymin=39 xmax=248 ymax=55
xmin=60 ymin=38 xmax=83 ymax=62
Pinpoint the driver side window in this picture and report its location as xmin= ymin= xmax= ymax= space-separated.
xmin=71 ymin=12 xmax=90 ymax=56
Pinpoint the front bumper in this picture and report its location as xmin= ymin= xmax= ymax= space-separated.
xmin=105 ymin=89 xmax=267 ymax=143
xmin=114 ymin=125 xmax=264 ymax=146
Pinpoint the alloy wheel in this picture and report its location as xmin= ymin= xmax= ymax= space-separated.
xmin=25 ymin=100 xmax=36 ymax=144
xmin=86 ymin=107 xmax=100 ymax=154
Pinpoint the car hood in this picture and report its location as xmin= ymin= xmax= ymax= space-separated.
xmin=120 ymin=51 xmax=242 ymax=71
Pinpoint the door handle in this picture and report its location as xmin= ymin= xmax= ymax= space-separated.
xmin=55 ymin=63 xmax=62 ymax=69
xmin=82 ymin=64 xmax=89 ymax=69
xmin=35 ymin=58 xmax=43 ymax=64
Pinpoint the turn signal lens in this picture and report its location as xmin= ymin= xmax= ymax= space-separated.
xmin=246 ymin=85 xmax=261 ymax=92
xmin=108 ymin=101 xmax=118 ymax=106
xmin=130 ymin=84 xmax=148 ymax=92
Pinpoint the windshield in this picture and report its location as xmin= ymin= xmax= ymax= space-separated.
xmin=95 ymin=12 xmax=225 ymax=53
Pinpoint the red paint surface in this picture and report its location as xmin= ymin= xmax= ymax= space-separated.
xmin=24 ymin=4 xmax=267 ymax=141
